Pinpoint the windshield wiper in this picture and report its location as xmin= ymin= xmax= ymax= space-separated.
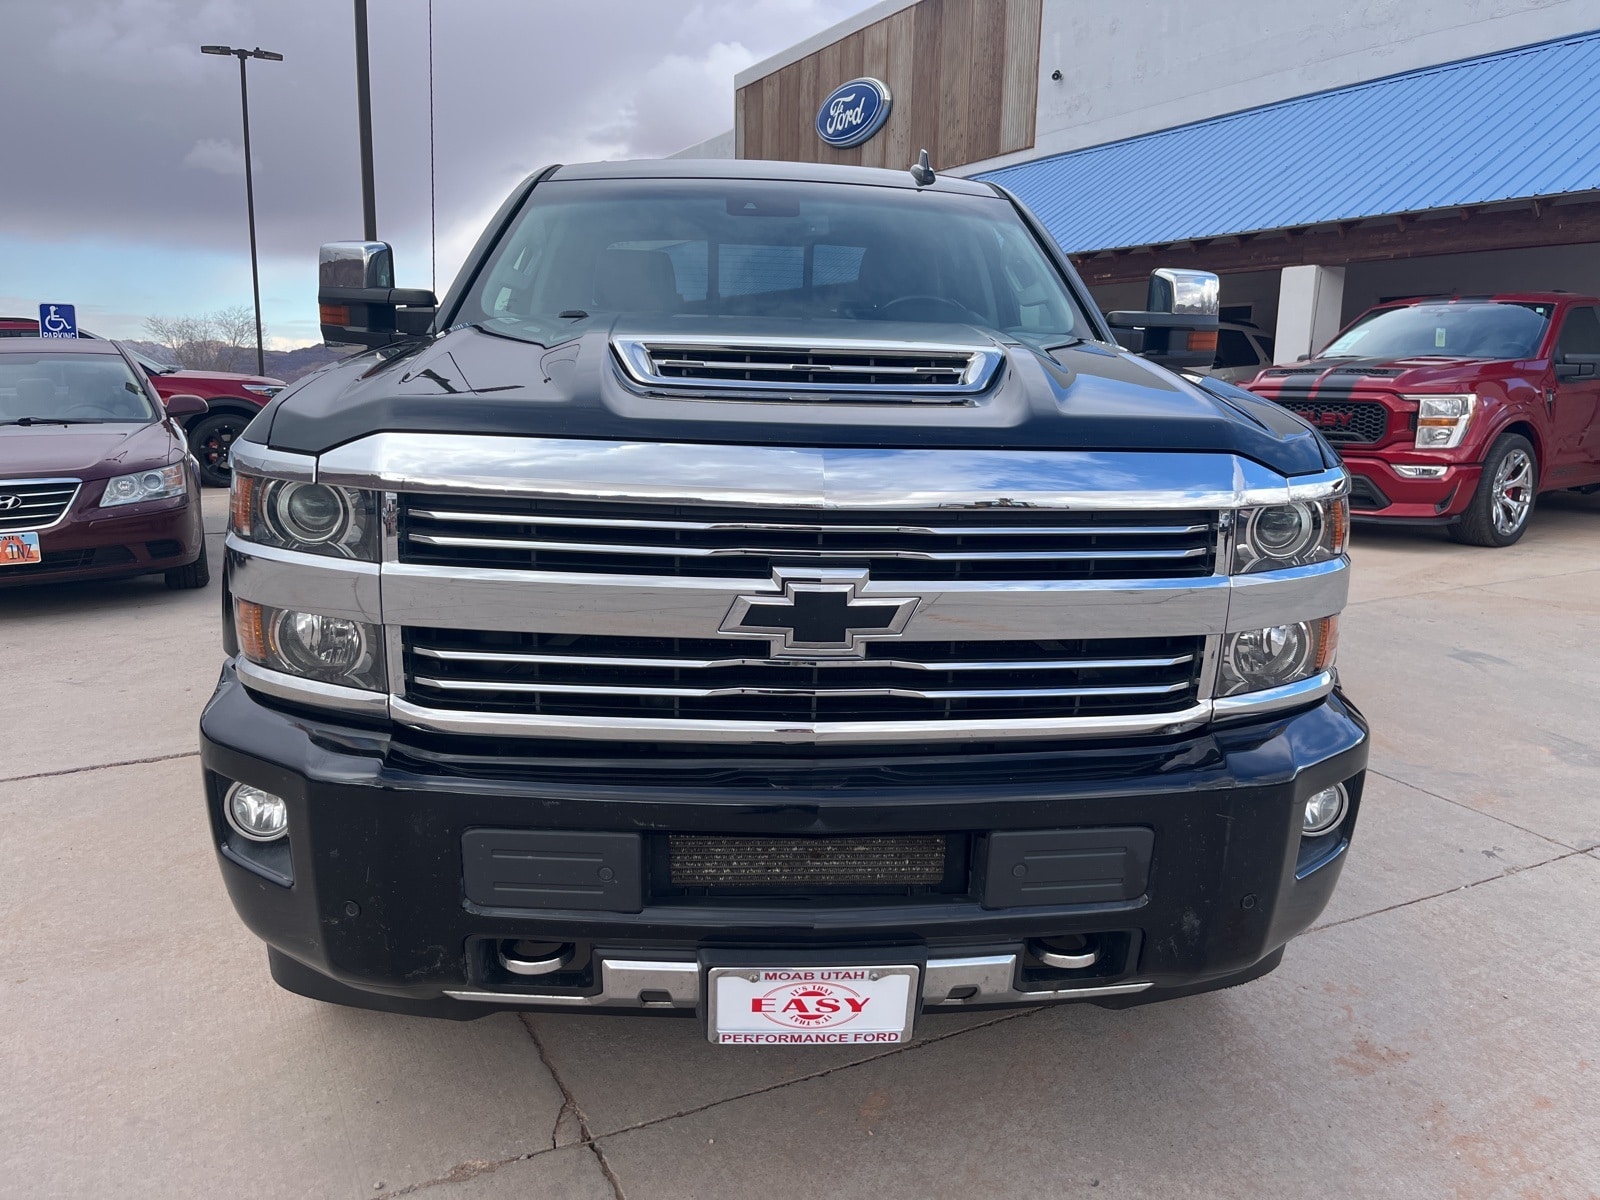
xmin=0 ymin=416 xmax=100 ymax=426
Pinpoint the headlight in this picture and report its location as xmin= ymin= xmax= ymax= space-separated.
xmin=101 ymin=463 xmax=186 ymax=507
xmin=231 ymin=472 xmax=380 ymax=560
xmin=242 ymin=383 xmax=284 ymax=398
xmin=1409 ymin=393 xmax=1476 ymax=449
xmin=235 ymin=598 xmax=385 ymax=690
xmin=1217 ymin=617 xmax=1338 ymax=696
xmin=1232 ymin=496 xmax=1348 ymax=573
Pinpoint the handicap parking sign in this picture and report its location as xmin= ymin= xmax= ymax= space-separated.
xmin=38 ymin=303 xmax=77 ymax=338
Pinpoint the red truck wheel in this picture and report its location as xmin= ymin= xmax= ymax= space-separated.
xmin=1449 ymin=434 xmax=1537 ymax=547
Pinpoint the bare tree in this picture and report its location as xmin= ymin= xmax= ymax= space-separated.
xmin=144 ymin=305 xmax=263 ymax=372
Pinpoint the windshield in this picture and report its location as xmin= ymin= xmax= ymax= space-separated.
xmin=1320 ymin=302 xmax=1555 ymax=361
xmin=129 ymin=348 xmax=178 ymax=374
xmin=0 ymin=352 xmax=158 ymax=423
xmin=468 ymin=179 xmax=1092 ymax=347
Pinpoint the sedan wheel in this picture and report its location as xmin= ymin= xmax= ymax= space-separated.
xmin=188 ymin=412 xmax=249 ymax=488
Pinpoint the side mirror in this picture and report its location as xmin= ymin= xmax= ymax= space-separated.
xmin=317 ymin=241 xmax=438 ymax=348
xmin=1104 ymin=268 xmax=1221 ymax=371
xmin=1555 ymin=353 xmax=1600 ymax=381
xmin=162 ymin=393 xmax=209 ymax=418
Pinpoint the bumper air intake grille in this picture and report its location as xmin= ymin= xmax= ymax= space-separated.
xmin=1276 ymin=401 xmax=1390 ymax=445
xmin=666 ymin=834 xmax=951 ymax=889
xmin=0 ymin=479 xmax=79 ymax=533
xmin=399 ymin=496 xmax=1217 ymax=582
xmin=402 ymin=628 xmax=1206 ymax=723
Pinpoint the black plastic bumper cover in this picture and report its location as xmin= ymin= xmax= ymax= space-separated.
xmin=199 ymin=665 xmax=1368 ymax=1019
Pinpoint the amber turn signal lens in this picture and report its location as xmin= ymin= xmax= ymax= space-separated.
xmin=229 ymin=472 xmax=258 ymax=538
xmin=1185 ymin=330 xmax=1219 ymax=354
xmin=235 ymin=598 xmax=268 ymax=664
xmin=319 ymin=304 xmax=350 ymax=327
xmin=1330 ymin=496 xmax=1350 ymax=556
xmin=1313 ymin=616 xmax=1340 ymax=672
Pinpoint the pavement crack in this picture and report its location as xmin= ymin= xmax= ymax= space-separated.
xmin=0 ymin=749 xmax=199 ymax=785
xmin=372 ymin=1152 xmax=539 ymax=1198
xmin=1307 ymin=847 xmax=1590 ymax=935
xmin=519 ymin=1014 xmax=628 ymax=1200
xmin=1366 ymin=766 xmax=1579 ymax=851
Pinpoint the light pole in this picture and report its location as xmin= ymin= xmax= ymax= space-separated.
xmin=201 ymin=44 xmax=282 ymax=376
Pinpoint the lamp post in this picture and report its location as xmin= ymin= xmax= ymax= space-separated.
xmin=200 ymin=44 xmax=282 ymax=376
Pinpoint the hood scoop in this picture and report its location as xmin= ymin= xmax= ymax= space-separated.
xmin=612 ymin=334 xmax=1003 ymax=403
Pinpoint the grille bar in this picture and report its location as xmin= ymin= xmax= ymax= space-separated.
xmin=408 ymin=532 xmax=1208 ymax=564
xmin=411 ymin=675 xmax=1190 ymax=701
xmin=403 ymin=629 xmax=1206 ymax=724
xmin=0 ymin=479 xmax=80 ymax=533
xmin=412 ymin=646 xmax=1196 ymax=672
xmin=400 ymin=497 xmax=1218 ymax=582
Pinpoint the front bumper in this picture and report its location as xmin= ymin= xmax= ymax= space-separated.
xmin=1341 ymin=455 xmax=1480 ymax=524
xmin=200 ymin=664 xmax=1369 ymax=1022
xmin=0 ymin=488 xmax=202 ymax=586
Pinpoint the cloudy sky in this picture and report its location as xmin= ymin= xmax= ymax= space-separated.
xmin=0 ymin=0 xmax=876 ymax=348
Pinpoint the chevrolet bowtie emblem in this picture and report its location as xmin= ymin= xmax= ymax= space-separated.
xmin=721 ymin=570 xmax=918 ymax=658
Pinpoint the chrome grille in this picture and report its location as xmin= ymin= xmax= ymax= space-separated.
xmin=613 ymin=335 xmax=1002 ymax=398
xmin=403 ymin=628 xmax=1205 ymax=723
xmin=399 ymin=497 xmax=1217 ymax=582
xmin=0 ymin=478 xmax=79 ymax=533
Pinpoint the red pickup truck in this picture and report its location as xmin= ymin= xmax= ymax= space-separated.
xmin=1 ymin=317 xmax=284 ymax=487
xmin=1245 ymin=293 xmax=1600 ymax=545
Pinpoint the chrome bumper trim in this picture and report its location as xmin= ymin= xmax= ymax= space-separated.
xmin=316 ymin=433 xmax=1319 ymax=512
xmin=225 ymin=536 xmax=382 ymax=624
xmin=391 ymin=695 xmax=1214 ymax=745
xmin=443 ymin=953 xmax=1153 ymax=1009
xmin=235 ymin=659 xmax=390 ymax=717
xmin=379 ymin=563 xmax=1237 ymax=640
xmin=1212 ymin=670 xmax=1336 ymax=720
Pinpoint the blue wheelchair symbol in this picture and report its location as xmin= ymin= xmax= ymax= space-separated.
xmin=39 ymin=303 xmax=77 ymax=338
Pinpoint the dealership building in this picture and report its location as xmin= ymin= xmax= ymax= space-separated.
xmin=678 ymin=0 xmax=1600 ymax=365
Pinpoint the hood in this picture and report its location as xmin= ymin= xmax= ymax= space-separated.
xmin=254 ymin=319 xmax=1336 ymax=476
xmin=0 ymin=421 xmax=181 ymax=479
xmin=1248 ymin=354 xmax=1514 ymax=396
xmin=160 ymin=367 xmax=286 ymax=387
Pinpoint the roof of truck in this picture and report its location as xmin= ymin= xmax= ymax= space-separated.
xmin=548 ymin=158 xmax=998 ymax=196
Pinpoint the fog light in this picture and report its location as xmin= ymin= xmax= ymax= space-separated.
xmin=225 ymin=782 xmax=288 ymax=842
xmin=1302 ymin=784 xmax=1348 ymax=836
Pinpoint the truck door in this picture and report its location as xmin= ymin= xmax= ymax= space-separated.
xmin=1550 ymin=305 xmax=1600 ymax=482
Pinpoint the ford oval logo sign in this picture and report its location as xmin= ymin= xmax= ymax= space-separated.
xmin=815 ymin=77 xmax=892 ymax=148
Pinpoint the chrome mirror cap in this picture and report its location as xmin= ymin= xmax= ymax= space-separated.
xmin=1149 ymin=268 xmax=1220 ymax=318
xmin=319 ymin=241 xmax=394 ymax=290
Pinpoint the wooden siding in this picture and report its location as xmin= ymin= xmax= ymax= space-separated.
xmin=735 ymin=0 xmax=1041 ymax=171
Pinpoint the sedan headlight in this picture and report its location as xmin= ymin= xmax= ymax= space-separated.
xmin=231 ymin=472 xmax=380 ymax=560
xmin=1232 ymin=496 xmax=1348 ymax=574
xmin=1218 ymin=617 xmax=1338 ymax=696
xmin=101 ymin=463 xmax=186 ymax=507
xmin=235 ymin=599 xmax=385 ymax=690
xmin=1409 ymin=393 xmax=1476 ymax=449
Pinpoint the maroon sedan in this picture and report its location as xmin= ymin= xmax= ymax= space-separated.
xmin=1 ymin=317 xmax=286 ymax=488
xmin=0 ymin=339 xmax=210 ymax=588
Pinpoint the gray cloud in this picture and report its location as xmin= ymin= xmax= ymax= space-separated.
xmin=0 ymin=0 xmax=873 ymax=326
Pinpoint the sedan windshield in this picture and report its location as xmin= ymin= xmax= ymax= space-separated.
xmin=0 ymin=352 xmax=157 ymax=424
xmin=1320 ymin=302 xmax=1554 ymax=361
xmin=469 ymin=178 xmax=1091 ymax=347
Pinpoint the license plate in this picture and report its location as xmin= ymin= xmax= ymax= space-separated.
xmin=707 ymin=965 xmax=919 ymax=1046
xmin=0 ymin=532 xmax=41 ymax=566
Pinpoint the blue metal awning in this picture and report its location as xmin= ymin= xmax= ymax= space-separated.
xmin=978 ymin=31 xmax=1600 ymax=254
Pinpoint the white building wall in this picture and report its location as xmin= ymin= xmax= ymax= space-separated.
xmin=959 ymin=0 xmax=1600 ymax=175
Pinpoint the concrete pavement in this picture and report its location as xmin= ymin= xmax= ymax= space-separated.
xmin=1 ymin=488 xmax=1597 ymax=1199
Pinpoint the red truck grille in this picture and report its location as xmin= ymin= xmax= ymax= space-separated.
xmin=1277 ymin=401 xmax=1389 ymax=445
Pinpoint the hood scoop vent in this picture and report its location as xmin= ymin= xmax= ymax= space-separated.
xmin=613 ymin=335 xmax=1002 ymax=403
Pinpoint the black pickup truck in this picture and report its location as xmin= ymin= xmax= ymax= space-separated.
xmin=201 ymin=159 xmax=1365 ymax=1044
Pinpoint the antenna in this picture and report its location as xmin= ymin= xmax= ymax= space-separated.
xmin=909 ymin=149 xmax=936 ymax=187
